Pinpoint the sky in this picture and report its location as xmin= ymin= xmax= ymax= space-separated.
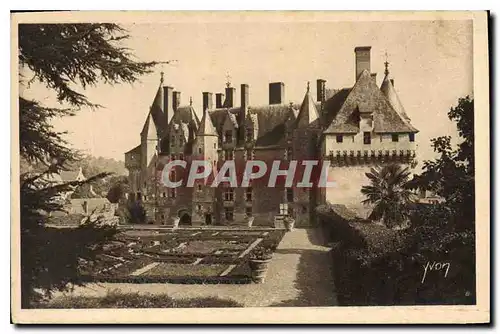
xmin=20 ymin=18 xmax=473 ymax=167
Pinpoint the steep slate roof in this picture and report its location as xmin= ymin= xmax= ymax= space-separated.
xmin=296 ymin=87 xmax=320 ymax=127
xmin=174 ymin=105 xmax=200 ymax=127
xmin=208 ymin=103 xmax=301 ymax=147
xmin=125 ymin=144 xmax=141 ymax=155
xmin=324 ymin=70 xmax=418 ymax=134
xmin=197 ymin=110 xmax=218 ymax=136
xmin=380 ymin=73 xmax=411 ymax=122
xmin=148 ymin=84 xmax=168 ymax=135
xmin=140 ymin=112 xmax=158 ymax=139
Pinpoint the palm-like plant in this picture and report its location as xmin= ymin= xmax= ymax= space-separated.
xmin=361 ymin=164 xmax=414 ymax=228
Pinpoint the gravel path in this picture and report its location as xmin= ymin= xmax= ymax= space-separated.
xmin=54 ymin=228 xmax=338 ymax=307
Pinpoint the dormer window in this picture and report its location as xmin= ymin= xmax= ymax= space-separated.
xmin=409 ymin=133 xmax=415 ymax=142
xmin=224 ymin=130 xmax=233 ymax=143
xmin=336 ymin=135 xmax=343 ymax=143
xmin=363 ymin=132 xmax=371 ymax=145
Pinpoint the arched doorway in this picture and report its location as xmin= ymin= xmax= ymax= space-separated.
xmin=178 ymin=209 xmax=192 ymax=226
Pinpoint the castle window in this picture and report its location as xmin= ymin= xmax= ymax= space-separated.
xmin=245 ymin=207 xmax=253 ymax=217
xmin=246 ymin=187 xmax=252 ymax=202
xmin=409 ymin=133 xmax=415 ymax=142
xmin=392 ymin=134 xmax=399 ymax=142
xmin=171 ymin=154 xmax=176 ymax=161
xmin=336 ymin=135 xmax=343 ymax=143
xmin=171 ymin=136 xmax=175 ymax=146
xmin=197 ymin=184 xmax=202 ymax=192
xmin=214 ymin=143 xmax=217 ymax=149
xmin=161 ymin=214 xmax=165 ymax=220
xmin=279 ymin=203 xmax=288 ymax=215
xmin=224 ymin=150 xmax=234 ymax=160
xmin=224 ymin=188 xmax=234 ymax=201
xmin=197 ymin=205 xmax=202 ymax=211
xmin=286 ymin=189 xmax=293 ymax=202
xmin=143 ymin=195 xmax=148 ymax=201
xmin=224 ymin=130 xmax=233 ymax=143
xmin=363 ymin=132 xmax=371 ymax=145
xmin=170 ymin=188 xmax=176 ymax=199
xmin=225 ymin=207 xmax=234 ymax=221
xmin=170 ymin=170 xmax=176 ymax=182
xmin=162 ymin=192 xmax=166 ymax=198
xmin=198 ymin=147 xmax=202 ymax=155
xmin=136 ymin=192 xmax=142 ymax=201
xmin=179 ymin=153 xmax=184 ymax=160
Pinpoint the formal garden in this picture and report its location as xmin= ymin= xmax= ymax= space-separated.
xmin=80 ymin=228 xmax=285 ymax=284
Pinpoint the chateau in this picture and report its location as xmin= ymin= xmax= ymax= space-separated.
xmin=124 ymin=46 xmax=418 ymax=226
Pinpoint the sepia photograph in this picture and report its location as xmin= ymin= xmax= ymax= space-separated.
xmin=10 ymin=11 xmax=490 ymax=324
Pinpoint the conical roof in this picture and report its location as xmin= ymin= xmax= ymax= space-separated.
xmin=296 ymin=83 xmax=320 ymax=127
xmin=197 ymin=111 xmax=218 ymax=136
xmin=380 ymin=73 xmax=411 ymax=122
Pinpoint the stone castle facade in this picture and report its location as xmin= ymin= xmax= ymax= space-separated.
xmin=125 ymin=46 xmax=418 ymax=226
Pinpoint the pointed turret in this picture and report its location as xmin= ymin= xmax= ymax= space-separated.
xmin=197 ymin=109 xmax=218 ymax=137
xmin=380 ymin=61 xmax=411 ymax=122
xmin=296 ymin=81 xmax=320 ymax=127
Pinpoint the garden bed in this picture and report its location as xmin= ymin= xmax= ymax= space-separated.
xmin=84 ymin=227 xmax=285 ymax=283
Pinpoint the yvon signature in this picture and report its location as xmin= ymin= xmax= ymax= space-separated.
xmin=421 ymin=261 xmax=450 ymax=283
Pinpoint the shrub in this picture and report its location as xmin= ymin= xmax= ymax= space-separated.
xmin=40 ymin=290 xmax=243 ymax=308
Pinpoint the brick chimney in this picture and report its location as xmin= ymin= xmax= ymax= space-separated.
xmin=172 ymin=91 xmax=181 ymax=112
xmin=269 ymin=82 xmax=285 ymax=105
xmin=354 ymin=46 xmax=371 ymax=80
xmin=163 ymin=86 xmax=174 ymax=124
xmin=241 ymin=84 xmax=249 ymax=111
xmin=224 ymin=86 xmax=236 ymax=108
xmin=215 ymin=93 xmax=224 ymax=108
xmin=316 ymin=79 xmax=326 ymax=102
xmin=202 ymin=92 xmax=213 ymax=112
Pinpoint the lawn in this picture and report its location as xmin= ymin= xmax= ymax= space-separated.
xmin=83 ymin=227 xmax=285 ymax=283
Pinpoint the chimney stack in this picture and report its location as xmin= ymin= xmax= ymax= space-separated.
xmin=172 ymin=91 xmax=181 ymax=112
xmin=269 ymin=82 xmax=285 ymax=105
xmin=241 ymin=84 xmax=249 ymax=111
xmin=215 ymin=93 xmax=225 ymax=108
xmin=202 ymin=92 xmax=213 ymax=112
xmin=354 ymin=46 xmax=371 ymax=80
xmin=224 ymin=86 xmax=236 ymax=108
xmin=163 ymin=86 xmax=174 ymax=124
xmin=316 ymin=79 xmax=326 ymax=102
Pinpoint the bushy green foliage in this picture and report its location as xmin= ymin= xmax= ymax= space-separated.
xmin=361 ymin=164 xmax=414 ymax=228
xmin=332 ymin=96 xmax=476 ymax=306
xmin=19 ymin=23 xmax=162 ymax=306
xmin=38 ymin=290 xmax=243 ymax=309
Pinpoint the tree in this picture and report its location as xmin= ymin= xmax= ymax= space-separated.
xmin=19 ymin=23 xmax=164 ymax=306
xmin=407 ymin=96 xmax=474 ymax=230
xmin=106 ymin=175 xmax=129 ymax=203
xmin=361 ymin=164 xmax=414 ymax=228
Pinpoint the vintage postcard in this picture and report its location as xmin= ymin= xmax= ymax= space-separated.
xmin=11 ymin=11 xmax=490 ymax=324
